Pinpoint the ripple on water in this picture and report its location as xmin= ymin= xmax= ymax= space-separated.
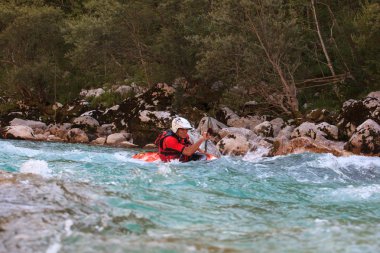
xmin=1 ymin=140 xmax=380 ymax=253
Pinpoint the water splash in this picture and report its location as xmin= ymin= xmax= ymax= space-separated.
xmin=1 ymin=139 xmax=380 ymax=253
xmin=20 ymin=159 xmax=51 ymax=177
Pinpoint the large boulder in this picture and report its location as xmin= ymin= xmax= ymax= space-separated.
xmin=344 ymin=119 xmax=380 ymax=155
xmin=317 ymin=122 xmax=338 ymax=140
xmin=2 ymin=125 xmax=34 ymax=140
xmin=72 ymin=115 xmax=99 ymax=128
xmin=80 ymin=88 xmax=105 ymax=98
xmin=291 ymin=122 xmax=326 ymax=140
xmin=337 ymin=94 xmax=380 ymax=139
xmin=218 ymin=127 xmax=256 ymax=140
xmin=106 ymin=132 xmax=133 ymax=145
xmin=367 ymin=91 xmax=380 ymax=100
xmin=216 ymin=133 xmax=251 ymax=156
xmin=65 ymin=128 xmax=89 ymax=143
xmin=229 ymin=115 xmax=265 ymax=130
xmin=9 ymin=118 xmax=47 ymax=130
xmin=47 ymin=123 xmax=72 ymax=139
xmin=272 ymin=136 xmax=351 ymax=157
xmin=197 ymin=117 xmax=227 ymax=135
xmin=96 ymin=123 xmax=115 ymax=137
xmin=306 ymin=109 xmax=333 ymax=124
xmin=270 ymin=118 xmax=285 ymax=137
xmin=97 ymin=83 xmax=177 ymax=146
xmin=253 ymin=121 xmax=274 ymax=137
xmin=215 ymin=107 xmax=240 ymax=125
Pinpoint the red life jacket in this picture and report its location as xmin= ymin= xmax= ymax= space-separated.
xmin=155 ymin=130 xmax=192 ymax=162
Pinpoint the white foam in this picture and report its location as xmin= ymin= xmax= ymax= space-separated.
xmin=317 ymin=154 xmax=380 ymax=170
xmin=243 ymin=147 xmax=271 ymax=162
xmin=157 ymin=164 xmax=172 ymax=175
xmin=45 ymin=242 xmax=61 ymax=253
xmin=64 ymin=219 xmax=74 ymax=236
xmin=0 ymin=141 xmax=42 ymax=157
xmin=330 ymin=184 xmax=380 ymax=200
xmin=20 ymin=160 xmax=51 ymax=177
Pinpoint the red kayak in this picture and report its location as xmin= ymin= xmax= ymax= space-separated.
xmin=132 ymin=152 xmax=217 ymax=162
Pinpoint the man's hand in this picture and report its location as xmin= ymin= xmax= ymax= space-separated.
xmin=201 ymin=132 xmax=211 ymax=141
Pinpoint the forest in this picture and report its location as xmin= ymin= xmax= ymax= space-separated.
xmin=0 ymin=0 xmax=379 ymax=118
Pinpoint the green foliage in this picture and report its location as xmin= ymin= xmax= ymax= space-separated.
xmin=0 ymin=0 xmax=379 ymax=116
xmin=352 ymin=2 xmax=380 ymax=88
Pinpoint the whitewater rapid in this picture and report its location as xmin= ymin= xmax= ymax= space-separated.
xmin=0 ymin=139 xmax=379 ymax=253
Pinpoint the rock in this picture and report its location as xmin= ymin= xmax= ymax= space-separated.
xmin=72 ymin=115 xmax=99 ymax=128
xmin=3 ymin=125 xmax=34 ymax=140
xmin=9 ymin=118 xmax=47 ymax=130
xmin=197 ymin=117 xmax=227 ymax=135
xmin=47 ymin=123 xmax=71 ymax=139
xmin=344 ymin=119 xmax=380 ymax=155
xmin=215 ymin=107 xmax=240 ymax=125
xmin=216 ymin=133 xmax=251 ymax=156
xmin=120 ymin=141 xmax=138 ymax=148
xmin=367 ymin=91 xmax=380 ymax=100
xmin=65 ymin=128 xmax=89 ymax=143
xmin=306 ymin=109 xmax=332 ymax=123
xmin=337 ymin=96 xmax=380 ymax=139
xmin=218 ymin=127 xmax=256 ymax=140
xmin=254 ymin=121 xmax=274 ymax=137
xmin=291 ymin=122 xmax=326 ymax=140
xmin=156 ymin=83 xmax=175 ymax=96
xmin=47 ymin=135 xmax=63 ymax=142
xmin=97 ymin=124 xmax=115 ymax=137
xmin=317 ymin=122 xmax=339 ymax=140
xmin=272 ymin=136 xmax=351 ymax=157
xmin=33 ymin=134 xmax=48 ymax=141
xmin=80 ymin=88 xmax=105 ymax=98
xmin=139 ymin=110 xmax=174 ymax=128
xmin=114 ymin=85 xmax=133 ymax=96
xmin=230 ymin=115 xmax=265 ymax=130
xmin=276 ymin=125 xmax=295 ymax=140
xmin=106 ymin=133 xmax=132 ymax=145
xmin=91 ymin=137 xmax=106 ymax=145
xmin=270 ymin=118 xmax=285 ymax=137
xmin=337 ymin=120 xmax=357 ymax=139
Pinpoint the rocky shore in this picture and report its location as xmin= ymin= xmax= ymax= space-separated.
xmin=1 ymin=83 xmax=379 ymax=158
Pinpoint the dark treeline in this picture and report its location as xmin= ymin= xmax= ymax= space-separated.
xmin=0 ymin=0 xmax=379 ymax=117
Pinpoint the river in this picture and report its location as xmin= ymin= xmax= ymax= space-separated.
xmin=0 ymin=139 xmax=380 ymax=253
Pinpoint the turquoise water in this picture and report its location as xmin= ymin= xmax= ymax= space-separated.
xmin=1 ymin=139 xmax=380 ymax=253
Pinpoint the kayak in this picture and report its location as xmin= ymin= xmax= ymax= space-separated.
xmin=132 ymin=152 xmax=217 ymax=162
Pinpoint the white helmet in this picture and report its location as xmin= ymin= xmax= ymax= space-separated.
xmin=171 ymin=117 xmax=192 ymax=133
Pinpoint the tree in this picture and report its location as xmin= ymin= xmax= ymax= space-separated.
xmin=195 ymin=0 xmax=303 ymax=117
xmin=0 ymin=3 xmax=67 ymax=103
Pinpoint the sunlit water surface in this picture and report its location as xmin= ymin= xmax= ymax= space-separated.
xmin=0 ymin=139 xmax=380 ymax=253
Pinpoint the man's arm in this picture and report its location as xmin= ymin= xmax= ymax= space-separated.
xmin=182 ymin=132 xmax=209 ymax=156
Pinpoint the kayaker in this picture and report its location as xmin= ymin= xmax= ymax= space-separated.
xmin=155 ymin=117 xmax=210 ymax=162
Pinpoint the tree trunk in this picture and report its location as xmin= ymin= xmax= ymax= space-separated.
xmin=311 ymin=0 xmax=341 ymax=100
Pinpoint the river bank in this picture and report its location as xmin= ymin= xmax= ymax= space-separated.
xmin=1 ymin=83 xmax=379 ymax=158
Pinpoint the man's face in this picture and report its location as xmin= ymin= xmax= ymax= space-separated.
xmin=176 ymin=128 xmax=189 ymax=139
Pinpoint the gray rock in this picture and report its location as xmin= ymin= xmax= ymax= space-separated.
xmin=317 ymin=122 xmax=339 ymax=140
xmin=345 ymin=119 xmax=380 ymax=155
xmin=106 ymin=133 xmax=132 ymax=145
xmin=3 ymin=125 xmax=35 ymax=140
xmin=254 ymin=121 xmax=274 ymax=137
xmin=197 ymin=117 xmax=227 ymax=135
xmin=291 ymin=122 xmax=326 ymax=140
xmin=216 ymin=133 xmax=251 ymax=156
xmin=10 ymin=118 xmax=47 ymax=130
xmin=65 ymin=128 xmax=89 ymax=143
xmin=73 ymin=116 xmax=99 ymax=128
